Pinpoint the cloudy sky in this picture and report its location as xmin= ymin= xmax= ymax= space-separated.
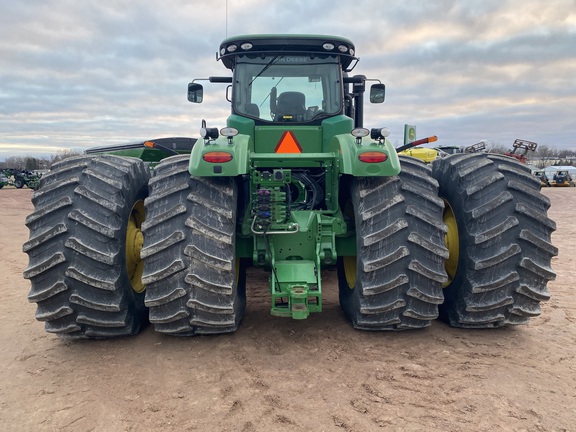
xmin=1 ymin=0 xmax=575 ymax=159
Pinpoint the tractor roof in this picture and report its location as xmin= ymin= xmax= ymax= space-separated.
xmin=218 ymin=34 xmax=357 ymax=71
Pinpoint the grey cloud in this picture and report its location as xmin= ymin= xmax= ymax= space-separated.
xmin=1 ymin=0 xmax=575 ymax=158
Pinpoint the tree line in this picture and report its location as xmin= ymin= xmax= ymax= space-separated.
xmin=0 ymin=150 xmax=82 ymax=171
xmin=1 ymin=144 xmax=574 ymax=171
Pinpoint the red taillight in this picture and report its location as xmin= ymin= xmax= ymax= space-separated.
xmin=358 ymin=151 xmax=387 ymax=163
xmin=203 ymin=151 xmax=233 ymax=163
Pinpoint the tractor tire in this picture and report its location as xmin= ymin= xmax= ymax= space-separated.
xmin=141 ymin=155 xmax=246 ymax=335
xmin=432 ymin=153 xmax=558 ymax=328
xmin=337 ymin=156 xmax=448 ymax=330
xmin=14 ymin=177 xmax=25 ymax=188
xmin=23 ymin=155 xmax=150 ymax=338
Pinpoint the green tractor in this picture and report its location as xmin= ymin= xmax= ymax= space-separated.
xmin=0 ymin=171 xmax=9 ymax=189
xmin=1 ymin=168 xmax=41 ymax=190
xmin=23 ymin=35 xmax=557 ymax=338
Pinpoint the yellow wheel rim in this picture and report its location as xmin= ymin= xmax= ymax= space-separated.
xmin=443 ymin=200 xmax=459 ymax=287
xmin=343 ymin=255 xmax=357 ymax=289
xmin=126 ymin=200 xmax=146 ymax=293
xmin=341 ymin=196 xmax=357 ymax=289
xmin=235 ymin=258 xmax=240 ymax=286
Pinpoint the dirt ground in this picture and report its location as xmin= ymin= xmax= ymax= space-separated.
xmin=0 ymin=186 xmax=574 ymax=432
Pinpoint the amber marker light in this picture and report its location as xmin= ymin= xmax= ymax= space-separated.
xmin=411 ymin=135 xmax=438 ymax=146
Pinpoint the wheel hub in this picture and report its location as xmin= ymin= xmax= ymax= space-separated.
xmin=126 ymin=200 xmax=146 ymax=293
xmin=343 ymin=255 xmax=356 ymax=289
xmin=443 ymin=200 xmax=459 ymax=287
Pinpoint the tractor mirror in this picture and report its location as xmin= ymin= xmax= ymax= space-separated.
xmin=188 ymin=83 xmax=204 ymax=103
xmin=369 ymin=83 xmax=386 ymax=103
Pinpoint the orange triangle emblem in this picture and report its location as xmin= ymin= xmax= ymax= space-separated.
xmin=274 ymin=131 xmax=302 ymax=154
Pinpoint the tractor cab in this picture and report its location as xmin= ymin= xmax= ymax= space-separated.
xmin=188 ymin=35 xmax=385 ymax=131
xmin=231 ymin=52 xmax=344 ymax=124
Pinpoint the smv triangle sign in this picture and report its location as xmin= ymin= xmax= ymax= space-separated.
xmin=274 ymin=131 xmax=302 ymax=154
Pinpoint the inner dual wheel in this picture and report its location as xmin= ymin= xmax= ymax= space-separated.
xmin=337 ymin=156 xmax=448 ymax=330
xmin=140 ymin=155 xmax=246 ymax=335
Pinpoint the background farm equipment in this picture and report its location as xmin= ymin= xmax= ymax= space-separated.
xmin=0 ymin=169 xmax=41 ymax=190
xmin=504 ymin=138 xmax=537 ymax=164
xmin=0 ymin=171 xmax=9 ymax=189
xmin=533 ymin=170 xmax=551 ymax=187
xmin=400 ymin=139 xmax=487 ymax=162
xmin=551 ymin=170 xmax=574 ymax=187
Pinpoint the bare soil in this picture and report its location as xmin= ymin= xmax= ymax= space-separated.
xmin=0 ymin=187 xmax=575 ymax=432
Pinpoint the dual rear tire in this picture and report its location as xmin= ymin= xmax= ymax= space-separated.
xmin=338 ymin=154 xmax=557 ymax=330
xmin=23 ymin=154 xmax=246 ymax=338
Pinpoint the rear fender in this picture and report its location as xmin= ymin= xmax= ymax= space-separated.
xmin=189 ymin=134 xmax=250 ymax=176
xmin=329 ymin=134 xmax=400 ymax=176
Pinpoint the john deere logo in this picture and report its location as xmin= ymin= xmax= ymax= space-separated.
xmin=404 ymin=124 xmax=417 ymax=145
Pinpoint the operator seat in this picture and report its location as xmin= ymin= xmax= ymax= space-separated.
xmin=275 ymin=91 xmax=306 ymax=121
xmin=244 ymin=103 xmax=260 ymax=118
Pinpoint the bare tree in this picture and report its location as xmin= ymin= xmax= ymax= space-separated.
xmin=25 ymin=157 xmax=40 ymax=171
xmin=485 ymin=141 xmax=509 ymax=154
xmin=1 ymin=156 xmax=28 ymax=170
xmin=49 ymin=149 xmax=82 ymax=168
xmin=535 ymin=145 xmax=558 ymax=159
